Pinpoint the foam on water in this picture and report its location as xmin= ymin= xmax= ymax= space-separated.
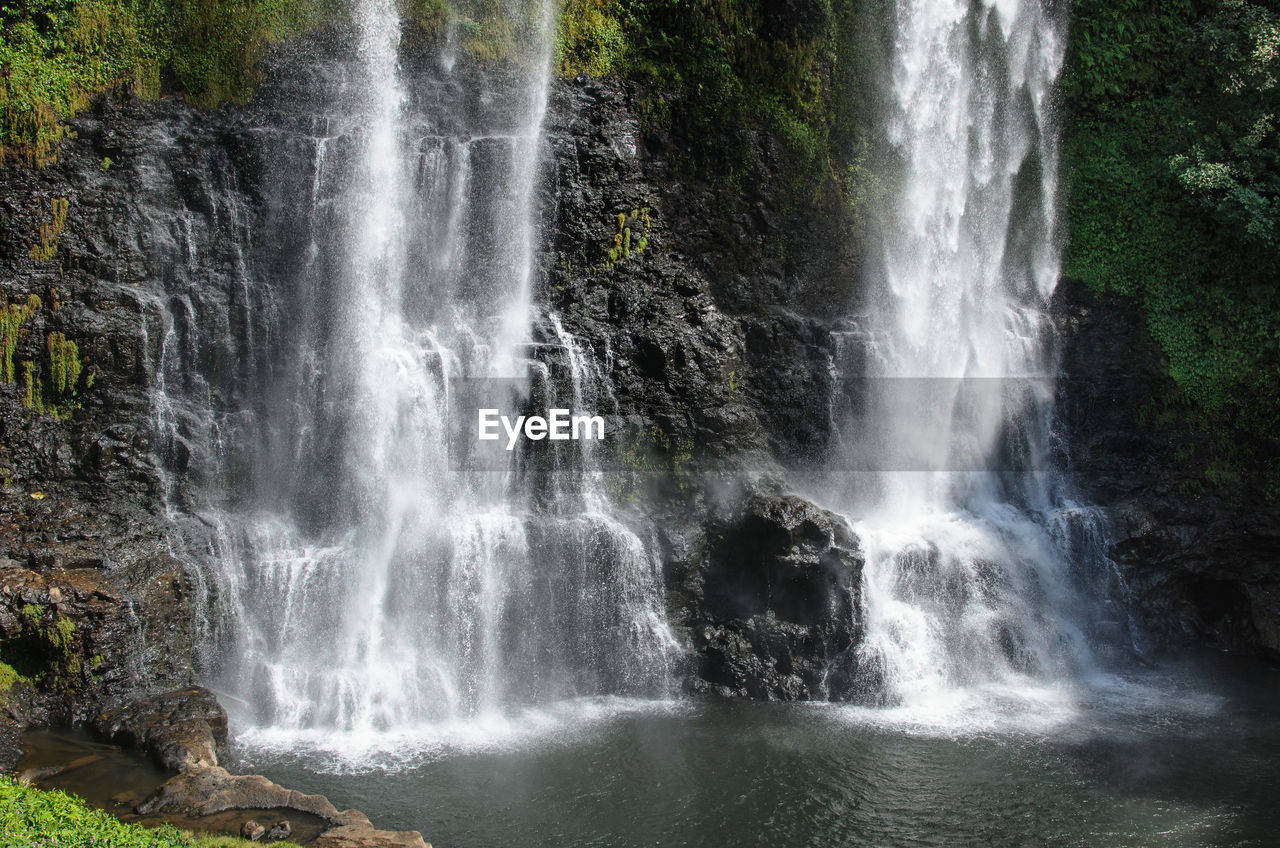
xmin=232 ymin=697 xmax=690 ymax=774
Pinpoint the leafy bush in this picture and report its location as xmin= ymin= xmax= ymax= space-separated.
xmin=0 ymin=0 xmax=324 ymax=161
xmin=554 ymin=0 xmax=877 ymax=191
xmin=1063 ymin=0 xmax=1280 ymax=488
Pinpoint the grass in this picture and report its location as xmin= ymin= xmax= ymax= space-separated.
xmin=0 ymin=776 xmax=262 ymax=847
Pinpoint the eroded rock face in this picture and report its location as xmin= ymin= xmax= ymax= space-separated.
xmin=1054 ymin=279 xmax=1280 ymax=658
xmin=91 ymin=686 xmax=229 ymax=771
xmin=1 ymin=89 xmax=206 ymax=773
xmin=665 ymin=482 xmax=864 ymax=699
xmin=0 ymin=561 xmax=195 ymax=727
xmin=539 ymin=75 xmax=857 ymax=470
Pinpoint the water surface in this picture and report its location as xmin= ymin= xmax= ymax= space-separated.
xmin=234 ymin=657 xmax=1280 ymax=847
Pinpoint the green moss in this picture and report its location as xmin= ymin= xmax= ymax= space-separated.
xmin=0 ymin=294 xmax=41 ymax=384
xmin=52 ymin=616 xmax=76 ymax=652
xmin=0 ymin=661 xmax=24 ymax=695
xmin=1 ymin=0 xmax=331 ymax=160
xmin=5 ymin=317 xmax=93 ymax=418
xmin=2 ymin=605 xmax=82 ymax=687
xmin=592 ymin=205 xmax=653 ymax=272
xmin=27 ymin=196 xmax=69 ymax=261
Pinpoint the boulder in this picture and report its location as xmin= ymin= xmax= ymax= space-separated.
xmin=668 ymin=482 xmax=864 ymax=699
xmin=92 ymin=686 xmax=229 ymax=772
xmin=136 ymin=766 xmax=430 ymax=847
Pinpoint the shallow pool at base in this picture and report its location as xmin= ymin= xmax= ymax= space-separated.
xmin=229 ymin=658 xmax=1280 ymax=848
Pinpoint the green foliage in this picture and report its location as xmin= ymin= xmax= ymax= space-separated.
xmin=555 ymin=0 xmax=874 ymax=191
xmin=615 ymin=424 xmax=694 ymax=502
xmin=556 ymin=0 xmax=625 ymax=76
xmin=146 ymin=0 xmax=327 ymax=107
xmin=399 ymin=0 xmax=449 ymax=38
xmin=0 ymin=0 xmax=326 ymax=159
xmin=1064 ymin=0 xmax=1280 ymax=489
xmin=1168 ymin=1 xmax=1280 ymax=244
xmin=0 ymin=0 xmax=158 ymax=163
xmin=27 ymin=196 xmax=68 ymax=261
xmin=0 ymin=776 xmax=262 ymax=846
xmin=0 ymin=294 xmax=41 ymax=383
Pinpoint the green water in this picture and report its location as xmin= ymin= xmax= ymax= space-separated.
xmin=228 ymin=659 xmax=1280 ymax=848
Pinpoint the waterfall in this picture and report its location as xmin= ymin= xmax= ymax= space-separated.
xmin=821 ymin=0 xmax=1119 ymax=715
xmin=145 ymin=0 xmax=676 ymax=752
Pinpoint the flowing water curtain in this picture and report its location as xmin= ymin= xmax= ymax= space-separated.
xmin=823 ymin=0 xmax=1120 ymax=714
xmin=142 ymin=0 xmax=677 ymax=741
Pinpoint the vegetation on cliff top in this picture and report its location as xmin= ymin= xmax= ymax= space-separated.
xmin=0 ymin=0 xmax=326 ymax=162
xmin=3 ymin=0 xmax=876 ymax=199
xmin=0 ymin=776 xmax=257 ymax=847
xmin=1063 ymin=0 xmax=1280 ymax=490
xmin=557 ymin=0 xmax=880 ymax=194
xmin=5 ymin=0 xmax=1277 ymax=486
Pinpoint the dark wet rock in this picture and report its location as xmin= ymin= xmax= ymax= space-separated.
xmin=0 ymin=717 xmax=22 ymax=772
xmin=265 ymin=819 xmax=292 ymax=841
xmin=1 ymin=92 xmax=203 ymax=737
xmin=91 ymin=686 xmax=229 ymax=772
xmin=1054 ymin=278 xmax=1280 ymax=659
xmin=538 ymin=74 xmax=855 ymax=470
xmin=0 ymin=562 xmax=195 ymax=725
xmin=665 ymin=481 xmax=864 ymax=699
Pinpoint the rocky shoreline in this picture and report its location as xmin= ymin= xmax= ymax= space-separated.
xmin=10 ymin=687 xmax=428 ymax=847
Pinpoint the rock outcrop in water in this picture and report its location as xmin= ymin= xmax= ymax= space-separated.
xmin=91 ymin=686 xmax=229 ymax=772
xmin=124 ymin=694 xmax=430 ymax=847
xmin=664 ymin=483 xmax=864 ymax=699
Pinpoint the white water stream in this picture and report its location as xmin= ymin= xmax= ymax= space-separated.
xmin=817 ymin=0 xmax=1123 ymax=720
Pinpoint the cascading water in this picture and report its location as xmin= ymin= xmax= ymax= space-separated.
xmin=820 ymin=0 xmax=1121 ymax=717
xmin=146 ymin=0 xmax=676 ymax=753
